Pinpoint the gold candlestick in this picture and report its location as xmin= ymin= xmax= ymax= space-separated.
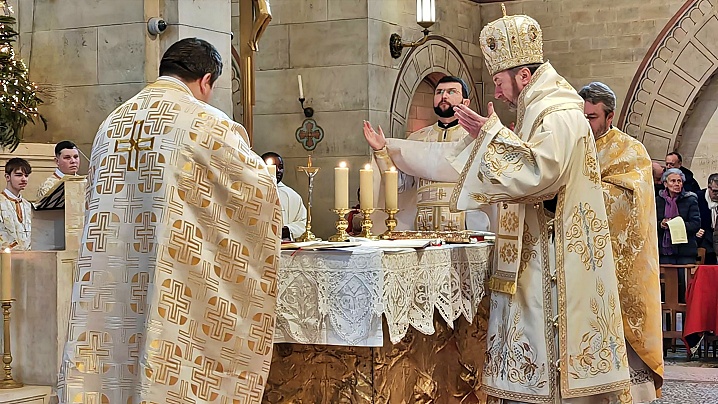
xmin=381 ymin=208 xmax=400 ymax=239
xmin=328 ymin=208 xmax=350 ymax=242
xmin=296 ymin=156 xmax=321 ymax=242
xmin=0 ymin=301 xmax=22 ymax=389
xmin=357 ymin=209 xmax=379 ymax=240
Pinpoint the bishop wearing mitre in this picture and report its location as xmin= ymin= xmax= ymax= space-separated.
xmin=364 ymin=7 xmax=632 ymax=403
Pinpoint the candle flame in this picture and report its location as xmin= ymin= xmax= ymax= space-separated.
xmin=339 ymin=161 xmax=347 ymax=168
xmin=2 ymin=248 xmax=9 ymax=253
xmin=364 ymin=164 xmax=371 ymax=170
xmin=389 ymin=166 xmax=396 ymax=172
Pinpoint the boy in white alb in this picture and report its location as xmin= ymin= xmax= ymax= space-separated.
xmin=0 ymin=158 xmax=32 ymax=250
xmin=37 ymin=140 xmax=80 ymax=199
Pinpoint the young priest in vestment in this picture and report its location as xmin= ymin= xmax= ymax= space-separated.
xmin=37 ymin=140 xmax=80 ymax=199
xmin=0 ymin=158 xmax=31 ymax=250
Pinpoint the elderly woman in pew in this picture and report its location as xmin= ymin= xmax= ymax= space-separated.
xmin=657 ymin=167 xmax=702 ymax=265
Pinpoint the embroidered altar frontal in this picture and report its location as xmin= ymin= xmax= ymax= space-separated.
xmin=265 ymin=243 xmax=493 ymax=403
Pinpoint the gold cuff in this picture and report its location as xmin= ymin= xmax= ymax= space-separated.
xmin=373 ymin=146 xmax=389 ymax=158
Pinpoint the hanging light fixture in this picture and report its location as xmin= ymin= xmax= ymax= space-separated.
xmin=389 ymin=0 xmax=436 ymax=59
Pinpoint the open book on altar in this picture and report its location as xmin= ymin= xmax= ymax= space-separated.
xmin=30 ymin=175 xmax=87 ymax=251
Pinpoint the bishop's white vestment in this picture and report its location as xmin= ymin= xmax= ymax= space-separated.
xmin=58 ymin=76 xmax=282 ymax=403
xmin=277 ymin=181 xmax=307 ymax=239
xmin=0 ymin=189 xmax=31 ymax=250
xmin=402 ymin=63 xmax=631 ymax=403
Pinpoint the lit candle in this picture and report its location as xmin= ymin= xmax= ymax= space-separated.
xmin=335 ymin=162 xmax=349 ymax=210
xmin=265 ymin=158 xmax=277 ymax=180
xmin=359 ymin=164 xmax=374 ymax=210
xmin=298 ymin=75 xmax=304 ymax=99
xmin=384 ymin=166 xmax=398 ymax=210
xmin=1 ymin=248 xmax=10 ymax=301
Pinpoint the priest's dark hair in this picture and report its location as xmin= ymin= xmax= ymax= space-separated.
xmin=159 ymin=38 xmax=223 ymax=86
xmin=4 ymin=158 xmax=31 ymax=176
xmin=436 ymin=76 xmax=470 ymax=99
xmin=55 ymin=140 xmax=77 ymax=156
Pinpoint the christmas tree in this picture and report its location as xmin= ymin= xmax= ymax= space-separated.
xmin=0 ymin=3 xmax=46 ymax=151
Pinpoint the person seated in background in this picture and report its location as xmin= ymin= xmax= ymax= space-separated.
xmin=261 ymin=152 xmax=307 ymax=241
xmin=657 ymin=168 xmax=701 ymax=265
xmin=0 ymin=158 xmax=32 ymax=250
xmin=697 ymin=173 xmax=718 ymax=264
xmin=37 ymin=140 xmax=80 ymax=199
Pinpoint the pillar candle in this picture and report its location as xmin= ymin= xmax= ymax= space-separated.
xmin=265 ymin=158 xmax=277 ymax=180
xmin=1 ymin=248 xmax=10 ymax=301
xmin=335 ymin=161 xmax=349 ymax=210
xmin=298 ymin=75 xmax=304 ymax=99
xmin=359 ymin=164 xmax=374 ymax=210
xmin=384 ymin=166 xmax=398 ymax=210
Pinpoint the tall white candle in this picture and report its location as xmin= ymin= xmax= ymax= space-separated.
xmin=359 ymin=164 xmax=374 ymax=210
xmin=384 ymin=166 xmax=398 ymax=210
xmin=1 ymin=248 xmax=10 ymax=301
xmin=335 ymin=161 xmax=349 ymax=210
xmin=265 ymin=158 xmax=277 ymax=180
xmin=298 ymin=75 xmax=304 ymax=99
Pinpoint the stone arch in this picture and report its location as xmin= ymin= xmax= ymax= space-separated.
xmin=389 ymin=36 xmax=480 ymax=139
xmin=618 ymin=0 xmax=718 ymax=158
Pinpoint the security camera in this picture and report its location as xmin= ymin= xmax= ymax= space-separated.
xmin=147 ymin=18 xmax=168 ymax=35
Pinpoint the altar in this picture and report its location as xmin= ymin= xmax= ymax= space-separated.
xmin=265 ymin=242 xmax=493 ymax=403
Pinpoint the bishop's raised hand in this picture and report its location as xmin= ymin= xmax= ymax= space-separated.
xmin=363 ymin=120 xmax=387 ymax=151
xmin=454 ymin=102 xmax=495 ymax=139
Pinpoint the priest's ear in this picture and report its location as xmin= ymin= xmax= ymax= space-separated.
xmin=461 ymin=98 xmax=471 ymax=107
xmin=606 ymin=110 xmax=614 ymax=128
xmin=198 ymin=72 xmax=214 ymax=101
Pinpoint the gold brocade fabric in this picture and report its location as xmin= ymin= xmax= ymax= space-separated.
xmin=37 ymin=173 xmax=61 ymax=200
xmin=58 ymin=77 xmax=282 ymax=403
xmin=595 ymin=128 xmax=664 ymax=390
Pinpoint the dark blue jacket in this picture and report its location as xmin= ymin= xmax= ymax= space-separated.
xmin=657 ymin=190 xmax=701 ymax=261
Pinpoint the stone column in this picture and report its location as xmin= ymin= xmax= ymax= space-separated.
xmin=155 ymin=0 xmax=234 ymax=116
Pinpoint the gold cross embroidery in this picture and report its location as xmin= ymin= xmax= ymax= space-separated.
xmin=115 ymin=120 xmax=154 ymax=171
xmin=437 ymin=188 xmax=447 ymax=200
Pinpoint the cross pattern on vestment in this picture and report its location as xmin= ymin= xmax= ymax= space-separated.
xmin=115 ymin=120 xmax=155 ymax=171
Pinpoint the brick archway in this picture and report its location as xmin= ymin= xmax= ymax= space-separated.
xmin=389 ymin=36 xmax=480 ymax=139
xmin=618 ymin=0 xmax=718 ymax=158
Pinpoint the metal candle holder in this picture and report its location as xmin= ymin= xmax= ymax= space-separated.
xmin=0 ymin=300 xmax=22 ymax=389
xmin=381 ymin=208 xmax=400 ymax=239
xmin=357 ymin=209 xmax=379 ymax=240
xmin=328 ymin=208 xmax=350 ymax=242
xmin=296 ymin=156 xmax=321 ymax=242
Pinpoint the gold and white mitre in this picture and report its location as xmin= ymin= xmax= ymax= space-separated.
xmin=480 ymin=3 xmax=544 ymax=75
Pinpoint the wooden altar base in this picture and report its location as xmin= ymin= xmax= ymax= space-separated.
xmin=264 ymin=307 xmax=489 ymax=404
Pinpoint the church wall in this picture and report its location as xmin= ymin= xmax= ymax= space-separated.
xmin=675 ymin=76 xmax=718 ymax=186
xmin=245 ymin=0 xmax=483 ymax=238
xmin=14 ymin=0 xmax=147 ymax=160
xmin=480 ymin=0 xmax=687 ymax=123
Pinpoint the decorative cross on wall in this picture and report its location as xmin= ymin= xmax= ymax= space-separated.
xmin=295 ymin=118 xmax=324 ymax=151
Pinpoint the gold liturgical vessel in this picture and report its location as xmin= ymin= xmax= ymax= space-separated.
xmin=296 ymin=155 xmax=321 ymax=242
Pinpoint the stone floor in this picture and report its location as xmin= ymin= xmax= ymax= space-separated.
xmin=654 ymin=348 xmax=718 ymax=403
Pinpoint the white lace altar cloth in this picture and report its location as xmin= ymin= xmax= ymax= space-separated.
xmin=274 ymin=243 xmax=492 ymax=346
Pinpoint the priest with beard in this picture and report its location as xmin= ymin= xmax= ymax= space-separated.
xmin=363 ymin=76 xmax=491 ymax=231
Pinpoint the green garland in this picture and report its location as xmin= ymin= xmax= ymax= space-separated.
xmin=0 ymin=15 xmax=46 ymax=152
